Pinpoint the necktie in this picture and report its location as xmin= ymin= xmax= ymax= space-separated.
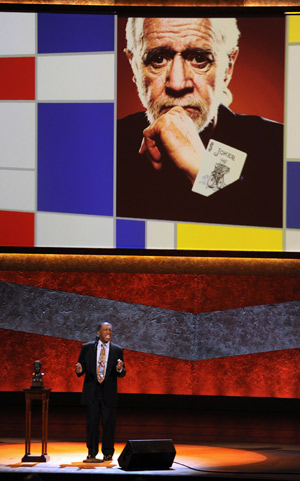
xmin=97 ymin=344 xmax=106 ymax=383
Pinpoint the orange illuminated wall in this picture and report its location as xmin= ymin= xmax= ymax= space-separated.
xmin=1 ymin=254 xmax=300 ymax=399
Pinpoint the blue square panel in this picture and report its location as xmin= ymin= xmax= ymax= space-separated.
xmin=286 ymin=162 xmax=300 ymax=229
xmin=38 ymin=103 xmax=114 ymax=216
xmin=38 ymin=13 xmax=114 ymax=53
xmin=116 ymin=219 xmax=145 ymax=249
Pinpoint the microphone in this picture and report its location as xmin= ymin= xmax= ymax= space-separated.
xmin=94 ymin=334 xmax=100 ymax=350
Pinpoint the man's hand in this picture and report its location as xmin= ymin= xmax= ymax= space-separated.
xmin=116 ymin=359 xmax=124 ymax=372
xmin=75 ymin=362 xmax=83 ymax=374
xmin=139 ymin=106 xmax=206 ymax=184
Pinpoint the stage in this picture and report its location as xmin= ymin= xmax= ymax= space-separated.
xmin=1 ymin=439 xmax=300 ymax=480
xmin=1 ymin=393 xmax=300 ymax=480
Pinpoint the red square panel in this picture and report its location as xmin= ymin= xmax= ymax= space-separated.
xmin=0 ymin=57 xmax=35 ymax=100
xmin=0 ymin=211 xmax=34 ymax=246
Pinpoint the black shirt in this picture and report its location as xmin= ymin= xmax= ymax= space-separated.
xmin=117 ymin=104 xmax=283 ymax=228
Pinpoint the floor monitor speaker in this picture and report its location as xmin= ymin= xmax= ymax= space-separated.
xmin=118 ymin=439 xmax=176 ymax=470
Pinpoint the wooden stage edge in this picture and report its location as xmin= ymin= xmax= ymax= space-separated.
xmin=1 ymin=439 xmax=300 ymax=480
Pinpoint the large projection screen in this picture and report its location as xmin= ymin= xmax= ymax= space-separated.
xmin=0 ymin=8 xmax=299 ymax=252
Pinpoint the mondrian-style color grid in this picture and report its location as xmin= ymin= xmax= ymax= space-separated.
xmin=0 ymin=12 xmax=116 ymax=248
xmin=0 ymin=11 xmax=300 ymax=251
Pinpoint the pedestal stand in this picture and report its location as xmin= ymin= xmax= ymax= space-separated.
xmin=22 ymin=387 xmax=51 ymax=462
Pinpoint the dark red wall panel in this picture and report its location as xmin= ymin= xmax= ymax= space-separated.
xmin=1 ymin=271 xmax=300 ymax=313
xmin=1 ymin=258 xmax=300 ymax=398
xmin=2 ymin=329 xmax=300 ymax=398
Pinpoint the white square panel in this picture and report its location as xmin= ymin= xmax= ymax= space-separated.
xmin=37 ymin=53 xmax=114 ymax=101
xmin=0 ymin=103 xmax=35 ymax=169
xmin=285 ymin=229 xmax=300 ymax=252
xmin=146 ymin=220 xmax=175 ymax=249
xmin=286 ymin=44 xmax=300 ymax=159
xmin=36 ymin=212 xmax=114 ymax=247
xmin=0 ymin=170 xmax=35 ymax=211
xmin=0 ymin=12 xmax=35 ymax=56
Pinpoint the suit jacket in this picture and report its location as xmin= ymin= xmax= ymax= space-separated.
xmin=76 ymin=341 xmax=126 ymax=407
xmin=117 ymin=104 xmax=283 ymax=228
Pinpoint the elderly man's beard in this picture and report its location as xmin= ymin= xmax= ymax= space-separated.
xmin=136 ymin=82 xmax=224 ymax=133
xmin=146 ymin=98 xmax=214 ymax=133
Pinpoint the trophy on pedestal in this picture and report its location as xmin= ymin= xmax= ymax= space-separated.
xmin=31 ymin=360 xmax=44 ymax=388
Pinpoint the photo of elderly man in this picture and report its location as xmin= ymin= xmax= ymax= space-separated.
xmin=117 ymin=17 xmax=284 ymax=228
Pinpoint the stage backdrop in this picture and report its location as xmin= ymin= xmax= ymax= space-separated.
xmin=1 ymin=255 xmax=300 ymax=398
xmin=0 ymin=9 xmax=300 ymax=251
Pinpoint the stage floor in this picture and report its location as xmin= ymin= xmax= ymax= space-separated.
xmin=1 ymin=439 xmax=300 ymax=480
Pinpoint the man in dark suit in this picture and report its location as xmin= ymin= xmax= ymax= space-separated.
xmin=75 ymin=322 xmax=126 ymax=463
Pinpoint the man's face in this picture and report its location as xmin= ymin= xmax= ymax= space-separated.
xmin=98 ymin=323 xmax=113 ymax=344
xmin=128 ymin=18 xmax=235 ymax=132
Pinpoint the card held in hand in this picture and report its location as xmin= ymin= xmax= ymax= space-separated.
xmin=192 ymin=139 xmax=247 ymax=197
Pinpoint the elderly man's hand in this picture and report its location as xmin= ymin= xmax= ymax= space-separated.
xmin=139 ymin=106 xmax=206 ymax=184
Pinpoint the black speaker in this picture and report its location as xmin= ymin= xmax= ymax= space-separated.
xmin=118 ymin=439 xmax=176 ymax=470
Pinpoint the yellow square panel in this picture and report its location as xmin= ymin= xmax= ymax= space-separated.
xmin=288 ymin=15 xmax=300 ymax=43
xmin=177 ymin=224 xmax=283 ymax=252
